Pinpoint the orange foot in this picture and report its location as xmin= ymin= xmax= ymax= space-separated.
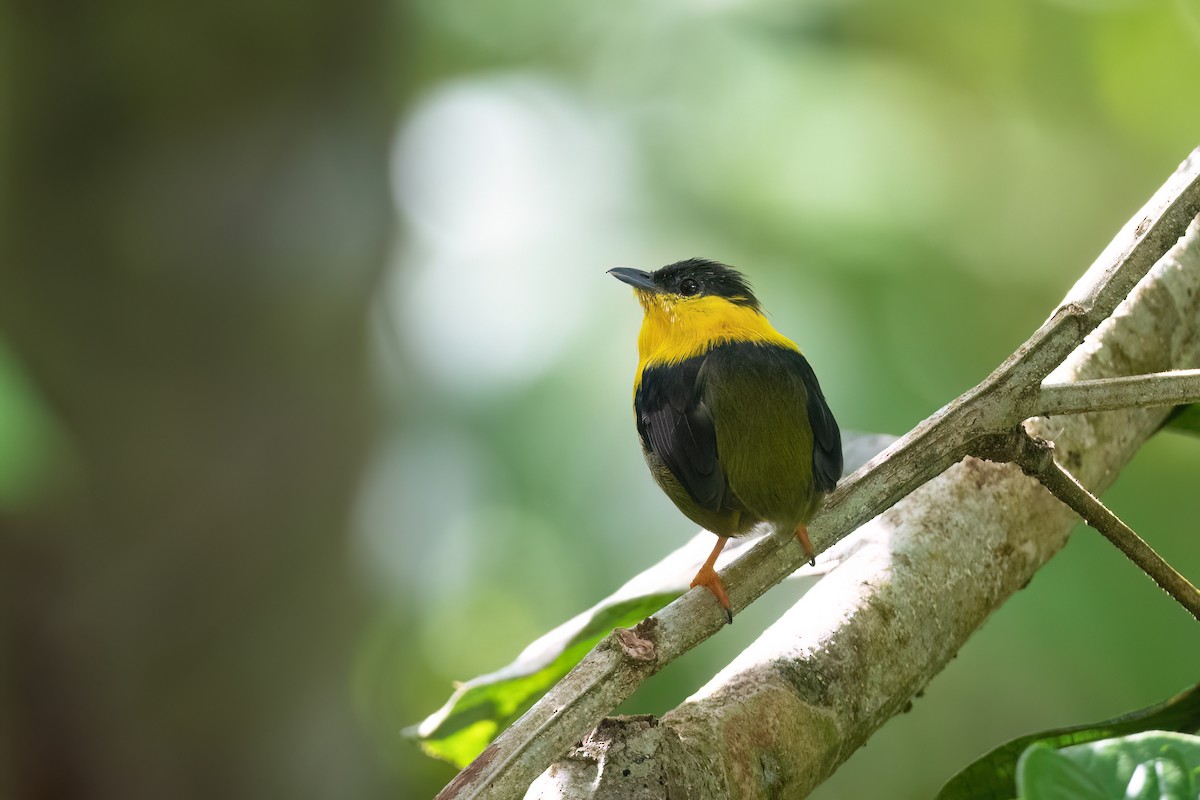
xmin=691 ymin=536 xmax=733 ymax=624
xmin=795 ymin=524 xmax=816 ymax=567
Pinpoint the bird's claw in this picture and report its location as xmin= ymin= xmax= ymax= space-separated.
xmin=690 ymin=564 xmax=733 ymax=624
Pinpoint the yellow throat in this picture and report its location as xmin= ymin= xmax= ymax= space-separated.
xmin=633 ymin=291 xmax=799 ymax=386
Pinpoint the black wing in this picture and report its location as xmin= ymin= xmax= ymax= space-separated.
xmin=635 ymin=356 xmax=725 ymax=512
xmin=791 ymin=352 xmax=842 ymax=493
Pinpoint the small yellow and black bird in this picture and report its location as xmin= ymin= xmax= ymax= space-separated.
xmin=609 ymin=259 xmax=842 ymax=623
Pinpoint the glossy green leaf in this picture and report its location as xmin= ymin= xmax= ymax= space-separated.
xmin=1017 ymin=743 xmax=1109 ymax=799
xmin=1018 ymin=732 xmax=1200 ymax=800
xmin=407 ymin=591 xmax=680 ymax=767
xmin=937 ymin=684 xmax=1200 ymax=800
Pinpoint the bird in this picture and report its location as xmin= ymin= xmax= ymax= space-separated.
xmin=609 ymin=258 xmax=842 ymax=623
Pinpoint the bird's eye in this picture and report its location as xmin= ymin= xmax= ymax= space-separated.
xmin=679 ymin=278 xmax=700 ymax=296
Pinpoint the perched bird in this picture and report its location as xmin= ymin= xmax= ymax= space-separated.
xmin=609 ymin=259 xmax=842 ymax=623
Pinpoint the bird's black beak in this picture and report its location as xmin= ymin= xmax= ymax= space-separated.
xmin=607 ymin=267 xmax=658 ymax=292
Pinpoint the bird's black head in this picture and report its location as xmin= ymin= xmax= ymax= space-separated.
xmin=608 ymin=258 xmax=760 ymax=309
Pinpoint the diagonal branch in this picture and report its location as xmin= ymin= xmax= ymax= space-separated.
xmin=435 ymin=147 xmax=1200 ymax=800
xmin=974 ymin=427 xmax=1200 ymax=621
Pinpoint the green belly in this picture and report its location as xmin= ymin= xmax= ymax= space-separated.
xmin=634 ymin=341 xmax=827 ymax=537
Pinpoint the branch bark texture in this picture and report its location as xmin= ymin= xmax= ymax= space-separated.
xmin=1039 ymin=369 xmax=1200 ymax=414
xmin=524 ymin=185 xmax=1200 ymax=795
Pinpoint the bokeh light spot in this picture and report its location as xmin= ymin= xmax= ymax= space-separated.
xmin=389 ymin=74 xmax=636 ymax=394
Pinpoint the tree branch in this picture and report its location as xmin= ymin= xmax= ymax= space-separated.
xmin=974 ymin=427 xmax=1200 ymax=621
xmin=436 ymin=148 xmax=1200 ymax=800
xmin=1038 ymin=369 xmax=1200 ymax=415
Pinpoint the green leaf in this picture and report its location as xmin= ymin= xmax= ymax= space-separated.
xmin=1017 ymin=743 xmax=1110 ymax=799
xmin=1019 ymin=732 xmax=1200 ymax=800
xmin=408 ymin=430 xmax=897 ymax=767
xmin=1163 ymin=404 xmax=1200 ymax=437
xmin=407 ymin=591 xmax=681 ymax=767
xmin=936 ymin=684 xmax=1200 ymax=800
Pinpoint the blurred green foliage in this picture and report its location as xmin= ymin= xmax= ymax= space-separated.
xmin=2 ymin=0 xmax=1199 ymax=798
xmin=1166 ymin=403 xmax=1200 ymax=435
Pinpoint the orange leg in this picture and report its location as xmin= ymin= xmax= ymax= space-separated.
xmin=691 ymin=536 xmax=733 ymax=624
xmin=795 ymin=524 xmax=816 ymax=567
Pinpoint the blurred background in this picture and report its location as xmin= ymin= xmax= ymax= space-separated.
xmin=2 ymin=0 xmax=1199 ymax=797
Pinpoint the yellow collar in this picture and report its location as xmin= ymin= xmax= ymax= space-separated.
xmin=634 ymin=292 xmax=798 ymax=384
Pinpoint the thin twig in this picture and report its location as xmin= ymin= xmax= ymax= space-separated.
xmin=1033 ymin=454 xmax=1200 ymax=621
xmin=1039 ymin=369 xmax=1200 ymax=415
xmin=435 ymin=147 xmax=1200 ymax=800
xmin=975 ymin=428 xmax=1200 ymax=622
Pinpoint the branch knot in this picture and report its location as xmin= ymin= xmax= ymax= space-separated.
xmin=614 ymin=619 xmax=659 ymax=662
